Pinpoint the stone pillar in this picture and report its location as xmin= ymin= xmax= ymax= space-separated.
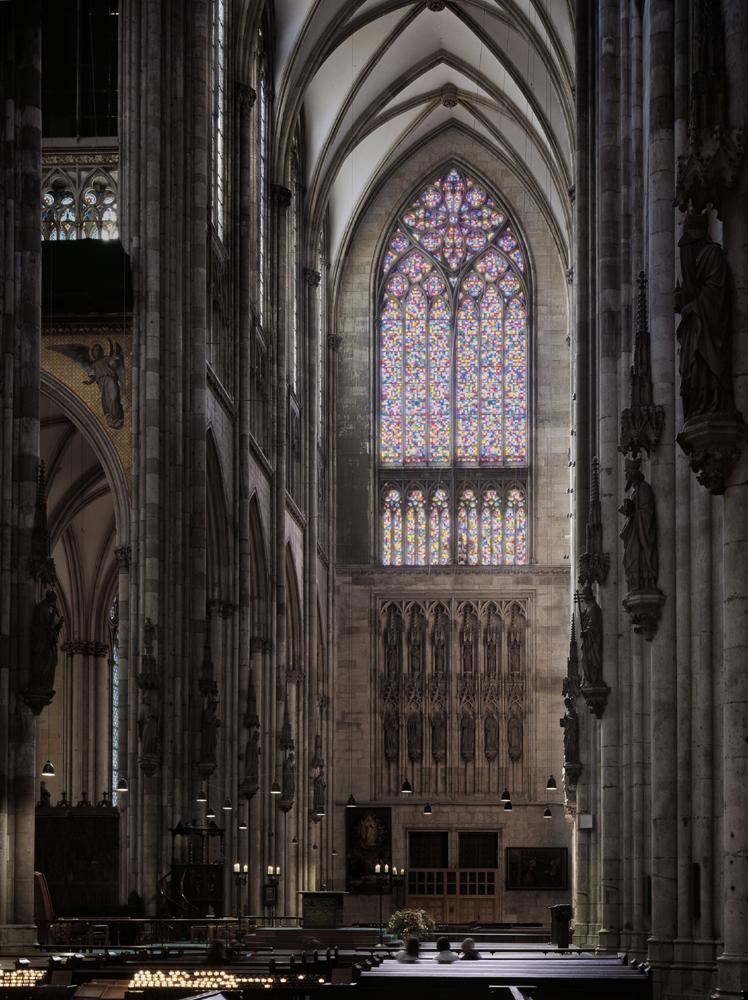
xmin=715 ymin=2 xmax=748 ymax=993
xmin=646 ymin=0 xmax=677 ymax=980
xmin=0 ymin=0 xmax=42 ymax=947
xmin=597 ymin=0 xmax=622 ymax=952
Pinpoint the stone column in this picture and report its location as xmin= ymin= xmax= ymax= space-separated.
xmin=270 ymin=183 xmax=291 ymax=915
xmin=597 ymin=0 xmax=622 ymax=952
xmin=646 ymin=0 xmax=678 ymax=980
xmin=715 ymin=1 xmax=748 ymax=993
xmin=0 ymin=0 xmax=42 ymax=946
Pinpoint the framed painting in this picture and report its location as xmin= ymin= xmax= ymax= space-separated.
xmin=505 ymin=847 xmax=568 ymax=890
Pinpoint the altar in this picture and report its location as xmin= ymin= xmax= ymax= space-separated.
xmin=298 ymin=891 xmax=347 ymax=928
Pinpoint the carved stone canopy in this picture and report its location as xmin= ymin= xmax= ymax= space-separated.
xmin=581 ymin=681 xmax=611 ymax=720
xmin=677 ymin=411 xmax=747 ymax=495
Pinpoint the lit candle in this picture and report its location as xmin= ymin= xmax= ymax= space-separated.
xmin=375 ymin=863 xmax=381 ymax=874
xmin=275 ymin=865 xmax=281 ymax=875
xmin=384 ymin=864 xmax=389 ymax=874
xmin=400 ymin=867 xmax=406 ymax=876
xmin=233 ymin=862 xmax=241 ymax=873
xmin=243 ymin=863 xmax=249 ymax=873
xmin=267 ymin=864 xmax=273 ymax=875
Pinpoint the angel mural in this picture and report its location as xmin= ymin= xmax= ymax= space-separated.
xmin=49 ymin=339 xmax=125 ymax=428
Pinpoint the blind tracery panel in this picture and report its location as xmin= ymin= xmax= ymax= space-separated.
xmin=378 ymin=168 xmax=529 ymax=566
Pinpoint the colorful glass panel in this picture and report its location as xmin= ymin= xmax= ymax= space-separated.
xmin=378 ymin=168 xmax=529 ymax=565
xmin=479 ymin=283 xmax=503 ymax=463
xmin=405 ymin=489 xmax=427 ymax=565
xmin=457 ymin=488 xmax=479 ymax=565
xmin=504 ymin=297 xmax=528 ymax=463
xmin=404 ymin=287 xmax=427 ymax=464
xmin=379 ymin=297 xmax=404 ymax=464
xmin=429 ymin=488 xmax=451 ymax=564
xmin=428 ymin=296 xmax=451 ymax=464
xmin=383 ymin=488 xmax=403 ymax=566
xmin=481 ymin=488 xmax=503 ymax=565
xmin=456 ymin=297 xmax=479 ymax=463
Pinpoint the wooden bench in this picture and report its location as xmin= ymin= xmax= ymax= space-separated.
xmin=357 ymin=955 xmax=651 ymax=1000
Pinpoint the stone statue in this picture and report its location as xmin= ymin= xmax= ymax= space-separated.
xmin=49 ymin=339 xmax=126 ymax=428
xmin=200 ymin=693 xmax=221 ymax=768
xmin=619 ymin=458 xmax=659 ymax=591
xmin=242 ymin=726 xmax=260 ymax=797
xmin=460 ymin=713 xmax=475 ymax=762
xmin=407 ymin=711 xmax=422 ymax=762
xmin=507 ymin=710 xmax=523 ymax=762
xmin=313 ymin=764 xmax=326 ymax=816
xmin=484 ymin=713 xmax=499 ymax=761
xmin=39 ymin=781 xmax=52 ymax=807
xmin=561 ymin=705 xmax=579 ymax=765
xmin=578 ymin=586 xmax=603 ymax=688
xmin=281 ymin=751 xmax=296 ymax=802
xmin=675 ymin=212 xmax=733 ymax=420
xmin=29 ymin=589 xmax=63 ymax=695
xmin=384 ymin=710 xmax=399 ymax=761
xmin=431 ymin=712 xmax=446 ymax=762
xmin=138 ymin=685 xmax=161 ymax=759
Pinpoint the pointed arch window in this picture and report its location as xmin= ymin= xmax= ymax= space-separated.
xmin=378 ymin=168 xmax=529 ymax=566
xmin=210 ymin=0 xmax=227 ymax=240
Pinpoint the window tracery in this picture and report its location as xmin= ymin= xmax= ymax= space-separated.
xmin=378 ymin=168 xmax=529 ymax=565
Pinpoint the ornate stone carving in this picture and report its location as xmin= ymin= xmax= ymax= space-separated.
xmin=460 ymin=712 xmax=475 ymax=762
xmin=561 ymin=617 xmax=582 ymax=799
xmin=675 ymin=213 xmax=745 ymax=492
xmin=505 ymin=608 xmax=525 ymax=761
xmin=507 ymin=707 xmax=523 ymax=762
xmin=578 ymin=458 xmax=610 ymax=586
xmin=405 ymin=608 xmax=425 ymax=762
xmin=60 ymin=639 xmax=108 ymax=657
xmin=675 ymin=0 xmax=744 ymax=216
xmin=114 ymin=544 xmax=131 ymax=568
xmin=241 ymin=727 xmax=260 ymax=800
xmin=407 ymin=712 xmax=423 ymax=763
xmin=441 ymin=84 xmax=457 ymax=108
xmin=382 ymin=605 xmax=402 ymax=763
xmin=49 ymin=339 xmax=125 ymax=428
xmin=619 ymin=272 xmax=664 ymax=458
xmin=24 ymin=590 xmax=64 ymax=715
xmin=137 ymin=619 xmax=161 ymax=775
xmin=237 ymin=84 xmax=257 ymax=110
xmin=303 ymin=267 xmax=321 ymax=287
xmin=270 ymin=183 xmax=292 ymax=210
xmin=619 ymin=457 xmax=665 ymax=640
xmin=29 ymin=462 xmax=57 ymax=587
xmin=484 ymin=712 xmax=499 ymax=762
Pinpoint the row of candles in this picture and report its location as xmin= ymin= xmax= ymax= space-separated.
xmin=374 ymin=863 xmax=405 ymax=876
xmin=231 ymin=862 xmax=281 ymax=876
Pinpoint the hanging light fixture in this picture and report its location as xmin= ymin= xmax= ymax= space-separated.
xmin=206 ymin=803 xmax=216 ymax=820
xmin=346 ymin=793 xmax=357 ymax=808
xmin=222 ymin=797 xmax=233 ymax=811
xmin=400 ymin=778 xmax=413 ymax=794
xmin=116 ymin=776 xmax=129 ymax=793
xmin=543 ymin=807 xmax=552 ymax=819
xmin=238 ymin=817 xmax=248 ymax=831
xmin=546 ymin=774 xmax=557 ymax=791
xmin=331 ymin=848 xmax=337 ymax=857
xmin=270 ymin=779 xmax=281 ymax=796
xmin=423 ymin=803 xmax=433 ymax=816
xmin=41 ymin=760 xmax=55 ymax=777
xmin=196 ymin=787 xmax=207 ymax=803
xmin=291 ymin=835 xmax=298 ymax=845
xmin=500 ymin=788 xmax=510 ymax=803
xmin=503 ymin=799 xmax=513 ymax=812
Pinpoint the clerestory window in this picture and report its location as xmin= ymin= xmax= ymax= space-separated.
xmin=378 ymin=168 xmax=529 ymax=566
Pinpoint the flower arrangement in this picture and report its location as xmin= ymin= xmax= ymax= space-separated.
xmin=386 ymin=907 xmax=436 ymax=941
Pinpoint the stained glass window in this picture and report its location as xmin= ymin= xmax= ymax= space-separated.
xmin=258 ymin=58 xmax=268 ymax=326
xmin=405 ymin=488 xmax=427 ymax=565
xmin=382 ymin=487 xmax=403 ymax=566
xmin=378 ymin=167 xmax=529 ymax=566
xmin=210 ymin=0 xmax=227 ymax=240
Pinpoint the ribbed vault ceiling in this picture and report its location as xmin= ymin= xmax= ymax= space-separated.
xmin=272 ymin=0 xmax=574 ymax=274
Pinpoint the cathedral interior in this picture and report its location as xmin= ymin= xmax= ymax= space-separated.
xmin=0 ymin=1 xmax=746 ymax=998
